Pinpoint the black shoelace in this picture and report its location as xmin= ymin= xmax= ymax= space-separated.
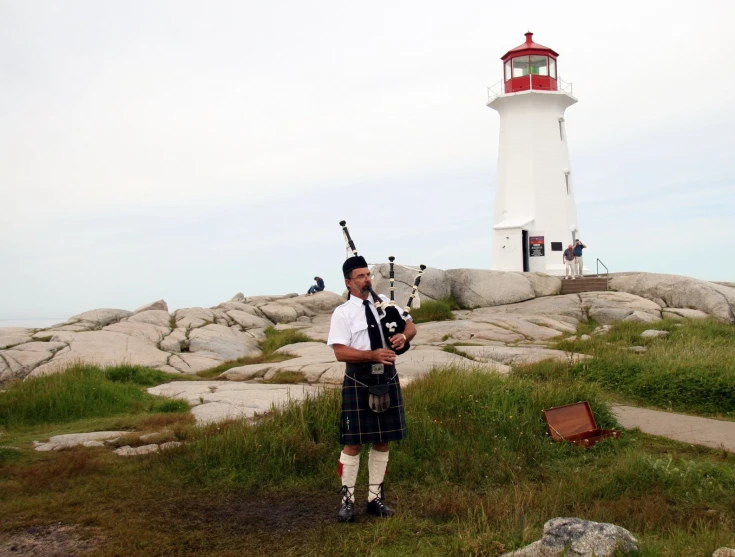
xmin=339 ymin=485 xmax=354 ymax=506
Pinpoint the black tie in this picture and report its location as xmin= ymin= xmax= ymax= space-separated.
xmin=363 ymin=300 xmax=384 ymax=350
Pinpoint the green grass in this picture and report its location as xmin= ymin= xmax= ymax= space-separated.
xmin=197 ymin=326 xmax=316 ymax=378
xmin=2 ymin=319 xmax=735 ymax=555
xmin=261 ymin=370 xmax=307 ymax=384
xmin=411 ymin=297 xmax=457 ymax=324
xmin=260 ymin=326 xmax=315 ymax=354
xmin=442 ymin=345 xmax=477 ymax=360
xmin=3 ymin=366 xmax=733 ymax=556
xmin=0 ymin=363 xmax=185 ymax=428
xmin=542 ymin=319 xmax=735 ymax=417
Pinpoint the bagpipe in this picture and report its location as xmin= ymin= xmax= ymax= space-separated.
xmin=339 ymin=220 xmax=425 ymax=356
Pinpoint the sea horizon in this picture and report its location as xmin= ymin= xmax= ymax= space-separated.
xmin=0 ymin=318 xmax=68 ymax=329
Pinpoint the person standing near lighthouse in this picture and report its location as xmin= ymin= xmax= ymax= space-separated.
xmin=574 ymin=240 xmax=587 ymax=277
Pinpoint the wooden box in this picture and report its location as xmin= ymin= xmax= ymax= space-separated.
xmin=543 ymin=401 xmax=621 ymax=448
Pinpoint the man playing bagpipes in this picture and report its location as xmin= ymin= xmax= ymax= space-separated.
xmin=327 ymin=221 xmax=423 ymax=523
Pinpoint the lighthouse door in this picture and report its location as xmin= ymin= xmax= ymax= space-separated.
xmin=522 ymin=230 xmax=530 ymax=272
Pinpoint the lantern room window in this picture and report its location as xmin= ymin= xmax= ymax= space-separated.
xmin=512 ymin=56 xmax=530 ymax=77
xmin=549 ymin=58 xmax=557 ymax=79
xmin=529 ymin=55 xmax=549 ymax=76
xmin=504 ymin=60 xmax=512 ymax=81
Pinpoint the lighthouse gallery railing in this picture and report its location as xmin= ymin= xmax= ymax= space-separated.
xmin=486 ymin=75 xmax=573 ymax=104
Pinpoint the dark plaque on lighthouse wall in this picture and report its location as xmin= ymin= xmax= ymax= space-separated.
xmin=529 ymin=236 xmax=545 ymax=257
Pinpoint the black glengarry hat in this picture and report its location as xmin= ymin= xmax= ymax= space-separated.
xmin=342 ymin=255 xmax=368 ymax=277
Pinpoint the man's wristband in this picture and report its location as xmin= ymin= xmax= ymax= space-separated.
xmin=399 ymin=333 xmax=407 ymax=342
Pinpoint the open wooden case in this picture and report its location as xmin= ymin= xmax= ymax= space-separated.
xmin=543 ymin=401 xmax=621 ymax=448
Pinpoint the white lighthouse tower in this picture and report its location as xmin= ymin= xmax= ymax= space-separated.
xmin=487 ymin=32 xmax=580 ymax=275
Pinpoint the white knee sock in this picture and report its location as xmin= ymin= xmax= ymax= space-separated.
xmin=367 ymin=448 xmax=389 ymax=502
xmin=339 ymin=452 xmax=360 ymax=503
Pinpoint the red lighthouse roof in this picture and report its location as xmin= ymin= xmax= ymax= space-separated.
xmin=501 ymin=32 xmax=559 ymax=61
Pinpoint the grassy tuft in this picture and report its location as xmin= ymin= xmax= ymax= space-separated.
xmin=104 ymin=365 xmax=178 ymax=386
xmin=196 ymin=353 xmax=294 ymax=378
xmin=549 ymin=318 xmax=735 ymax=416
xmin=196 ymin=326 xmax=315 ymax=378
xmin=262 ymin=371 xmax=307 ymax=384
xmin=411 ymin=297 xmax=457 ymax=324
xmin=0 ymin=363 xmax=186 ymax=428
xmin=260 ymin=327 xmax=315 ymax=354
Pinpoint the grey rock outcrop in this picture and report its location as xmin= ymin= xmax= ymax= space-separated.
xmin=134 ymin=300 xmax=169 ymax=313
xmin=446 ymin=269 xmax=536 ymax=308
xmin=0 ymin=328 xmax=33 ymax=350
xmin=188 ymin=324 xmax=262 ymax=361
xmin=147 ymin=381 xmax=322 ymax=424
xmin=662 ymin=308 xmax=709 ymax=320
xmin=371 ymin=265 xmax=451 ymax=303
xmin=126 ymin=310 xmax=172 ymax=327
xmin=712 ymin=548 xmax=735 ymax=557
xmin=611 ymin=272 xmax=735 ymax=323
xmin=501 ymin=517 xmax=639 ymax=557
xmin=580 ymin=291 xmax=662 ymax=325
xmin=33 ymin=431 xmax=128 ymax=451
xmin=2 ymin=269 xmax=728 ymax=386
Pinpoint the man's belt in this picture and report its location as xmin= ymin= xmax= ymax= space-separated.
xmin=346 ymin=363 xmax=395 ymax=376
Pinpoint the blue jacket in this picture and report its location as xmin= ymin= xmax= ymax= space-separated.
xmin=574 ymin=243 xmax=585 ymax=257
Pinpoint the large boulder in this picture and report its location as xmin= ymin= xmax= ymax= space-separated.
xmin=479 ymin=295 xmax=585 ymax=325
xmin=290 ymin=291 xmax=345 ymax=313
xmin=580 ymin=292 xmax=662 ymax=325
xmin=225 ymin=310 xmax=273 ymax=330
xmin=501 ymin=517 xmax=639 ymax=557
xmin=610 ymin=273 xmax=735 ymax=323
xmin=371 ymin=265 xmax=451 ymax=303
xmin=126 ymin=310 xmax=172 ymax=328
xmin=173 ymin=307 xmax=216 ymax=329
xmin=27 ymin=330 xmax=170 ymax=378
xmin=0 ymin=328 xmax=33 ymax=350
xmin=446 ymin=270 xmax=536 ymax=309
xmin=522 ymin=273 xmax=563 ymax=297
xmin=68 ymin=308 xmax=133 ymax=329
xmin=134 ymin=300 xmax=169 ymax=313
xmin=0 ymin=341 xmax=68 ymax=383
xmin=187 ymin=324 xmax=262 ymax=361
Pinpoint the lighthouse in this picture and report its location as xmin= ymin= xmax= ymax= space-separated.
xmin=487 ymin=32 xmax=580 ymax=275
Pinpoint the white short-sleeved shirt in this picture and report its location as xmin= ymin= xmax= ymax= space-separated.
xmin=327 ymin=294 xmax=412 ymax=351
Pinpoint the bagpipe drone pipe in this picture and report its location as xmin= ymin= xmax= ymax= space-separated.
xmin=339 ymin=220 xmax=426 ymax=356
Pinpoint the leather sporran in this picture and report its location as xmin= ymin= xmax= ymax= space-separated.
xmin=368 ymin=384 xmax=391 ymax=413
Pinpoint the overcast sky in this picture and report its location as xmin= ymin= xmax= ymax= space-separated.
xmin=2 ymin=0 xmax=734 ymax=322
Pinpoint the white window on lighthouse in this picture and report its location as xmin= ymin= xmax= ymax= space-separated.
xmin=558 ymin=118 xmax=566 ymax=141
xmin=564 ymin=171 xmax=571 ymax=195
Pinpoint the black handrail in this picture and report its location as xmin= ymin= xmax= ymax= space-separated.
xmin=596 ymin=258 xmax=608 ymax=277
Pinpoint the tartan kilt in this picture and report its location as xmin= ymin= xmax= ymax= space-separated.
xmin=340 ymin=366 xmax=406 ymax=445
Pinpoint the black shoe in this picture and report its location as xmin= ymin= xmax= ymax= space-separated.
xmin=366 ymin=496 xmax=395 ymax=517
xmin=337 ymin=486 xmax=355 ymax=523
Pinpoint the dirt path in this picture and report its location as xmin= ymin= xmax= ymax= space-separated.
xmin=612 ymin=405 xmax=735 ymax=452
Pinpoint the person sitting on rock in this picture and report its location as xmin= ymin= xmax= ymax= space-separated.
xmin=307 ymin=276 xmax=325 ymax=296
xmin=563 ymin=244 xmax=576 ymax=280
